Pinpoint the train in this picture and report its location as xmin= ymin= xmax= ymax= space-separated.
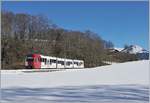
xmin=25 ymin=54 xmax=84 ymax=69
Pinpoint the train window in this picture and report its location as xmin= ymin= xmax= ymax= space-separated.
xmin=61 ymin=61 xmax=64 ymax=65
xmin=74 ymin=62 xmax=79 ymax=65
xmin=40 ymin=58 xmax=45 ymax=62
xmin=58 ymin=61 xmax=64 ymax=65
xmin=50 ymin=59 xmax=56 ymax=63
xmin=79 ymin=62 xmax=83 ymax=66
xmin=66 ymin=62 xmax=69 ymax=65
xmin=49 ymin=59 xmax=52 ymax=64
xmin=66 ymin=61 xmax=72 ymax=65
xmin=58 ymin=61 xmax=60 ymax=64
xmin=26 ymin=58 xmax=33 ymax=62
xmin=44 ymin=59 xmax=46 ymax=63
xmin=49 ymin=59 xmax=51 ymax=64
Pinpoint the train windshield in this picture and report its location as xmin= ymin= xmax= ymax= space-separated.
xmin=26 ymin=57 xmax=34 ymax=62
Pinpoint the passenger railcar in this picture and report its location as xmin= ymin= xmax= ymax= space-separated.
xmin=25 ymin=54 xmax=84 ymax=69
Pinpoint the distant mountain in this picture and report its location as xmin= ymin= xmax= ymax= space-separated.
xmin=121 ymin=45 xmax=149 ymax=60
xmin=121 ymin=45 xmax=148 ymax=54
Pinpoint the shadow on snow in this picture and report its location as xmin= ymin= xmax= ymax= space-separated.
xmin=1 ymin=85 xmax=149 ymax=103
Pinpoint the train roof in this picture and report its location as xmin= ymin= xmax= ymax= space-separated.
xmin=26 ymin=54 xmax=84 ymax=62
xmin=26 ymin=54 xmax=41 ymax=57
xmin=73 ymin=59 xmax=84 ymax=62
xmin=40 ymin=55 xmax=56 ymax=59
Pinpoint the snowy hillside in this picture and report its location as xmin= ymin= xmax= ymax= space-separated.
xmin=2 ymin=60 xmax=149 ymax=88
xmin=1 ymin=60 xmax=149 ymax=103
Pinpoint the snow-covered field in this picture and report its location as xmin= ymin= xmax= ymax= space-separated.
xmin=1 ymin=60 xmax=149 ymax=103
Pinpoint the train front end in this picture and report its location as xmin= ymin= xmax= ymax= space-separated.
xmin=25 ymin=54 xmax=41 ymax=69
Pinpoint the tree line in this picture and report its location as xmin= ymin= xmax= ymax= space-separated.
xmin=1 ymin=10 xmax=138 ymax=69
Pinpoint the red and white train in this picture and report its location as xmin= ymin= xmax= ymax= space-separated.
xmin=25 ymin=54 xmax=84 ymax=69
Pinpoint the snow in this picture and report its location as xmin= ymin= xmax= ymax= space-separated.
xmin=114 ymin=47 xmax=124 ymax=51
xmin=1 ymin=60 xmax=149 ymax=103
xmin=1 ymin=60 xmax=149 ymax=88
xmin=2 ymin=85 xmax=149 ymax=103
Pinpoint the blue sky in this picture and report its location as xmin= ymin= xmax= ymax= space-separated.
xmin=2 ymin=1 xmax=149 ymax=50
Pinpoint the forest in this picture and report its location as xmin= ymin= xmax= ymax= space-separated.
xmin=1 ymin=10 xmax=138 ymax=69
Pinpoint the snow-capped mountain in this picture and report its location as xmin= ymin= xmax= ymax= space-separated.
xmin=121 ymin=45 xmax=149 ymax=60
xmin=121 ymin=45 xmax=148 ymax=54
